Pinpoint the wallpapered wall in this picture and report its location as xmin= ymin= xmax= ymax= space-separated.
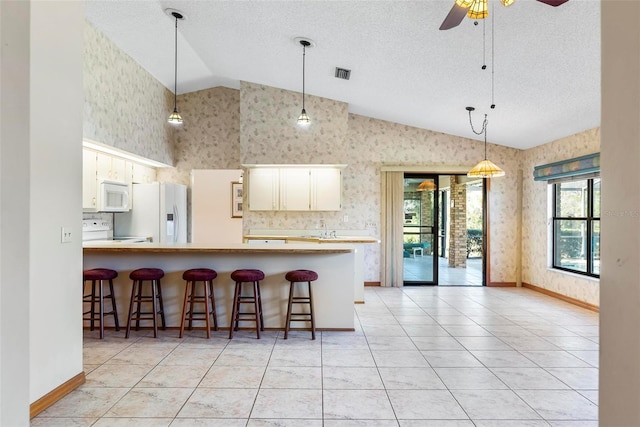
xmin=521 ymin=128 xmax=601 ymax=306
xmin=84 ymin=22 xmax=600 ymax=299
xmin=83 ymin=22 xmax=174 ymax=165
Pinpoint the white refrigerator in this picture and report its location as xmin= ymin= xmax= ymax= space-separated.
xmin=115 ymin=182 xmax=187 ymax=244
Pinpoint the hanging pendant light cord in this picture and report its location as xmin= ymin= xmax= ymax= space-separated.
xmin=173 ymin=15 xmax=178 ymax=110
xmin=301 ymin=43 xmax=306 ymax=110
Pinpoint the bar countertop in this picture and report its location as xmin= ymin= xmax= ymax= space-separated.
xmin=82 ymin=242 xmax=354 ymax=254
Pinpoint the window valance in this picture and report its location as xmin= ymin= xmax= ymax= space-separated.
xmin=533 ymin=152 xmax=600 ymax=181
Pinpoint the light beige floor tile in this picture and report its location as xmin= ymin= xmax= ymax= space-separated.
xmin=490 ymin=367 xmax=570 ymax=389
xmin=366 ymin=336 xmax=418 ymax=350
xmin=251 ymin=388 xmax=322 ymax=418
xmin=85 ymin=364 xmax=154 ymax=387
xmin=411 ymin=336 xmax=465 ymax=351
xmin=39 ymin=387 xmax=129 ymax=418
xmin=515 ymin=390 xmax=598 ymax=420
xmin=137 ymin=364 xmax=210 ymax=387
xmin=394 ymin=315 xmax=437 ymax=325
xmin=324 ymin=389 xmax=396 ymax=420
xmin=268 ymin=347 xmax=321 ymax=366
xmin=378 ymin=367 xmax=446 ymax=389
xmin=361 ymin=324 xmax=408 ymax=337
xmin=456 ymin=336 xmax=513 ymax=351
xmin=104 ymin=387 xmax=193 ymax=418
xmin=577 ymin=390 xmax=598 ymax=405
xmin=542 ymin=336 xmax=599 ymax=351
xmin=398 ymin=421 xmax=473 ymax=427
xmin=442 ymin=325 xmax=493 ymax=337
xmin=322 ymin=367 xmax=384 ymax=389
xmin=322 ymin=349 xmax=375 ymax=367
xmin=106 ymin=347 xmax=174 ymax=365
xmin=387 ymin=389 xmax=467 ymax=420
xmin=451 ymin=390 xmax=542 ymax=420
xmin=325 ymin=421 xmax=399 ymax=427
xmin=520 ymin=350 xmax=591 ymax=368
xmin=472 ymin=420 xmax=550 ymax=426
xmin=199 ymin=365 xmax=266 ymax=388
xmin=372 ymin=350 xmax=430 ymax=367
xmin=159 ymin=346 xmax=222 ymax=366
xmin=499 ymin=336 xmax=561 ymax=351
xmin=177 ymin=388 xmax=258 ymax=418
xmin=434 ymin=367 xmax=508 ymax=390
xmin=92 ymin=418 xmax=172 ymax=426
xmin=31 ymin=417 xmax=97 ymax=426
xmin=322 ymin=334 xmax=369 ymax=349
xmin=471 ymin=351 xmax=538 ymax=368
xmin=83 ymin=364 xmax=100 ymax=375
xmin=214 ymin=348 xmax=273 ymax=366
xmin=546 ymin=367 xmax=599 ymax=390
xmin=421 ymin=350 xmax=483 ymax=367
xmin=260 ymin=366 xmax=322 ymax=388
xmin=567 ymin=350 xmax=599 ymax=367
xmin=401 ymin=325 xmax=451 ymax=337
xmin=248 ymin=420 xmax=323 ymax=427
xmin=172 ymin=419 xmax=248 ymax=426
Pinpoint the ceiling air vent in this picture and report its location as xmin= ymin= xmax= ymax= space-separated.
xmin=334 ymin=67 xmax=351 ymax=80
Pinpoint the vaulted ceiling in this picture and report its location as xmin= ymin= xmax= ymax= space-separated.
xmin=85 ymin=0 xmax=600 ymax=150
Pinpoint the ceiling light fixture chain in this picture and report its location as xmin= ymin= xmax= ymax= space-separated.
xmin=296 ymin=38 xmax=313 ymax=126
xmin=166 ymin=9 xmax=185 ymax=125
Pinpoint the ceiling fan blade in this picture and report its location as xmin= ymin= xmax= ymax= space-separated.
xmin=536 ymin=0 xmax=570 ymax=6
xmin=439 ymin=3 xmax=470 ymax=30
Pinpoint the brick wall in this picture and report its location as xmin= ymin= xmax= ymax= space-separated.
xmin=448 ymin=176 xmax=467 ymax=268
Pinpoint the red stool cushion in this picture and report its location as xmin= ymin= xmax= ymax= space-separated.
xmin=83 ymin=268 xmax=118 ymax=281
xmin=183 ymin=268 xmax=218 ymax=281
xmin=285 ymin=269 xmax=318 ymax=282
xmin=129 ymin=268 xmax=165 ymax=281
xmin=231 ymin=269 xmax=265 ymax=282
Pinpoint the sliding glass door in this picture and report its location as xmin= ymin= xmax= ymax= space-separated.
xmin=403 ymin=175 xmax=438 ymax=285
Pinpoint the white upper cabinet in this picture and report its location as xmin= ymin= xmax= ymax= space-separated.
xmin=311 ymin=168 xmax=341 ymax=211
xmin=248 ymin=166 xmax=342 ymax=211
xmin=96 ymin=152 xmax=127 ymax=183
xmin=82 ymin=149 xmax=98 ymax=211
xmin=280 ymin=168 xmax=311 ymax=211
xmin=248 ymin=168 xmax=280 ymax=211
xmin=132 ymin=162 xmax=157 ymax=184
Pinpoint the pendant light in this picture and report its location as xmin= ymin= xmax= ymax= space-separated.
xmin=466 ymin=107 xmax=505 ymax=178
xmin=295 ymin=38 xmax=313 ymax=126
xmin=166 ymin=9 xmax=185 ymax=125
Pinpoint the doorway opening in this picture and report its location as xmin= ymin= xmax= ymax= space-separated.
xmin=403 ymin=174 xmax=484 ymax=286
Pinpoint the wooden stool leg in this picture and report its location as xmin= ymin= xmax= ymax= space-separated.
xmin=90 ymin=280 xmax=97 ymax=331
xmin=179 ymin=279 xmax=190 ymax=338
xmin=99 ymin=279 xmax=105 ymax=339
xmin=156 ymin=279 xmax=166 ymax=329
xmin=109 ymin=279 xmax=120 ymax=331
xmin=256 ymin=281 xmax=264 ymax=331
xmin=151 ymin=279 xmax=158 ymax=338
xmin=134 ymin=280 xmax=143 ymax=331
xmin=187 ymin=280 xmax=196 ymax=330
xmin=284 ymin=281 xmax=295 ymax=339
xmin=308 ymin=281 xmax=316 ymax=340
xmin=253 ymin=281 xmax=261 ymax=339
xmin=203 ymin=281 xmax=211 ymax=339
xmin=125 ymin=279 xmax=138 ymax=338
xmin=229 ymin=282 xmax=241 ymax=339
xmin=209 ymin=281 xmax=218 ymax=331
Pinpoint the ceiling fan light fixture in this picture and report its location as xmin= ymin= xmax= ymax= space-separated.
xmin=500 ymin=0 xmax=516 ymax=6
xmin=467 ymin=0 xmax=488 ymax=19
xmin=455 ymin=0 xmax=475 ymax=8
xmin=165 ymin=8 xmax=185 ymax=125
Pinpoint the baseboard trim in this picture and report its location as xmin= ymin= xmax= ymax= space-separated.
xmin=30 ymin=371 xmax=86 ymax=419
xmin=522 ymin=282 xmax=599 ymax=312
xmin=487 ymin=282 xmax=516 ymax=287
xmin=364 ymin=281 xmax=380 ymax=287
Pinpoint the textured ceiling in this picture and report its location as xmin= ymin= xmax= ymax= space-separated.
xmin=85 ymin=0 xmax=601 ymax=150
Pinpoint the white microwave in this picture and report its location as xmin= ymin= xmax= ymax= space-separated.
xmin=98 ymin=181 xmax=130 ymax=212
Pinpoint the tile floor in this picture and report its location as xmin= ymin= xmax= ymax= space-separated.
xmin=33 ymin=286 xmax=599 ymax=426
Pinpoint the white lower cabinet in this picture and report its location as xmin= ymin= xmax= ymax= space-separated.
xmin=248 ymin=166 xmax=342 ymax=211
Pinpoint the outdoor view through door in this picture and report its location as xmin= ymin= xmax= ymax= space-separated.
xmin=403 ymin=174 xmax=484 ymax=286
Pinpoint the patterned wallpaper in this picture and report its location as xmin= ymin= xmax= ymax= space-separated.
xmin=83 ymin=21 xmax=174 ymax=165
xmin=521 ymin=128 xmax=601 ymax=306
xmin=156 ymin=87 xmax=241 ymax=185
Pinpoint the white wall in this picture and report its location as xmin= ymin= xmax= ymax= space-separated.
xmin=0 ymin=2 xmax=31 ymax=424
xmin=191 ymin=169 xmax=244 ymax=244
xmin=600 ymin=2 xmax=640 ymax=424
xmin=29 ymin=0 xmax=84 ymax=404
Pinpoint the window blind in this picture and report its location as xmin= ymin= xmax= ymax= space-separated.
xmin=533 ymin=152 xmax=600 ymax=181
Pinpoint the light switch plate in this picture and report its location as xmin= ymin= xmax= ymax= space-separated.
xmin=61 ymin=227 xmax=72 ymax=243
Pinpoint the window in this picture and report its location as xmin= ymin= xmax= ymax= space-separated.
xmin=552 ymin=177 xmax=600 ymax=277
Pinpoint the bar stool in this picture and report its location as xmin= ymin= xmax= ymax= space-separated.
xmin=229 ymin=269 xmax=265 ymax=339
xmin=125 ymin=268 xmax=166 ymax=338
xmin=83 ymin=268 xmax=120 ymax=339
xmin=284 ymin=269 xmax=318 ymax=340
xmin=179 ymin=268 xmax=218 ymax=338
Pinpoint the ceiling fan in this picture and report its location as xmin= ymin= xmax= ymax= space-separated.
xmin=439 ymin=0 xmax=570 ymax=31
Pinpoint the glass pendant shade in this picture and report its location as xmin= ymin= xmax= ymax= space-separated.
xmin=467 ymin=0 xmax=488 ymax=19
xmin=468 ymin=159 xmax=505 ymax=178
xmin=168 ymin=109 xmax=183 ymax=124
xmin=297 ymin=108 xmax=311 ymax=125
xmin=416 ymin=180 xmax=436 ymax=191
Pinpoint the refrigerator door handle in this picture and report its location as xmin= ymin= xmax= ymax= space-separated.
xmin=173 ymin=204 xmax=179 ymax=243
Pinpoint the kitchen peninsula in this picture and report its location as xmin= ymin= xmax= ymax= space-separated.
xmin=83 ymin=242 xmax=356 ymax=331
